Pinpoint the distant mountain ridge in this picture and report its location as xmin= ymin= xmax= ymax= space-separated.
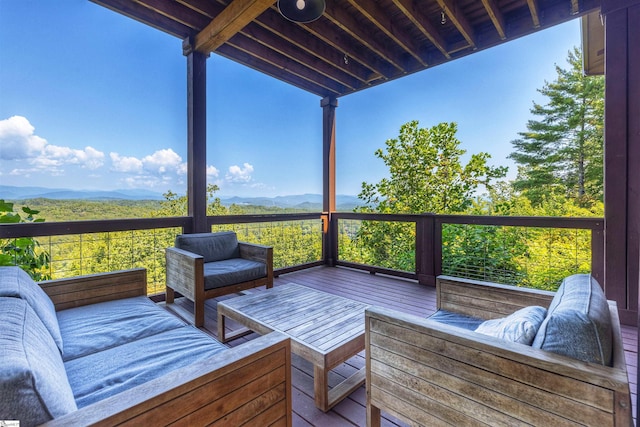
xmin=1 ymin=186 xmax=362 ymax=210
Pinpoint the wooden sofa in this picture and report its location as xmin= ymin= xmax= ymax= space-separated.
xmin=166 ymin=231 xmax=274 ymax=327
xmin=0 ymin=267 xmax=291 ymax=426
xmin=365 ymin=275 xmax=633 ymax=427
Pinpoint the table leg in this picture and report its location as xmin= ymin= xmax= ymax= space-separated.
xmin=314 ymin=365 xmax=329 ymax=411
xmin=217 ymin=311 xmax=227 ymax=342
xmin=314 ymin=364 xmax=366 ymax=412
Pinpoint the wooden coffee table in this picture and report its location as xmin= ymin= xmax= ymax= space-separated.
xmin=217 ymin=283 xmax=369 ymax=412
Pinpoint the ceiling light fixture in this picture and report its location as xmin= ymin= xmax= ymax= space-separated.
xmin=278 ymin=0 xmax=326 ymax=23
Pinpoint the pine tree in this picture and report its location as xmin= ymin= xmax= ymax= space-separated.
xmin=509 ymin=47 xmax=604 ymax=207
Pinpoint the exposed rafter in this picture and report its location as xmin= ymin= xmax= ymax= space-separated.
xmin=391 ymin=0 xmax=451 ymax=59
xmin=481 ymin=0 xmax=507 ymax=40
xmin=527 ymin=0 xmax=542 ymax=28
xmin=435 ymin=0 xmax=476 ymax=49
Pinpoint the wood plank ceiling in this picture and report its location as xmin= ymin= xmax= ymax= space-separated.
xmin=91 ymin=0 xmax=602 ymax=98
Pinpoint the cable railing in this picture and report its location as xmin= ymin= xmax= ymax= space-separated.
xmin=1 ymin=212 xmax=603 ymax=295
xmin=332 ymin=212 xmax=603 ymax=292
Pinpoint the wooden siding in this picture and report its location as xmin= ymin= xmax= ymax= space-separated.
xmin=167 ymin=265 xmax=638 ymax=426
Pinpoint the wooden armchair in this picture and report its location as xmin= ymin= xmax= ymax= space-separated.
xmin=366 ymin=275 xmax=633 ymax=427
xmin=165 ymin=231 xmax=273 ymax=326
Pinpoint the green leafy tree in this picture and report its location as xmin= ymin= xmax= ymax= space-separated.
xmin=509 ymin=47 xmax=604 ymax=207
xmin=348 ymin=120 xmax=507 ymax=271
xmin=358 ymin=121 xmax=507 ymax=214
xmin=0 ymin=199 xmax=51 ymax=280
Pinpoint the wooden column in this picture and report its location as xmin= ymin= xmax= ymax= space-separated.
xmin=184 ymin=40 xmax=208 ymax=234
xmin=602 ymin=0 xmax=640 ymax=326
xmin=321 ymin=96 xmax=338 ymax=266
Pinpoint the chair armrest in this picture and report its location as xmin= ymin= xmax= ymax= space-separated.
xmin=42 ymin=331 xmax=292 ymax=427
xmin=238 ymin=241 xmax=272 ymax=263
xmin=165 ymin=247 xmax=204 ymax=301
xmin=39 ymin=269 xmax=147 ymax=311
xmin=436 ymin=275 xmax=555 ymax=320
xmin=239 ymin=242 xmax=274 ymax=283
xmin=366 ymin=306 xmax=632 ymax=426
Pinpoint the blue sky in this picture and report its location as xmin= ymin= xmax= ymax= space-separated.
xmin=0 ymin=1 xmax=582 ymax=198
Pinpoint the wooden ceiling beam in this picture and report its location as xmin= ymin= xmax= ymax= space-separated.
xmin=240 ymin=24 xmax=362 ymax=90
xmin=527 ymin=0 xmax=542 ymax=28
xmin=322 ymin=1 xmax=407 ymax=72
xmin=91 ymin=0 xmax=193 ymax=38
xmin=346 ymin=0 xmax=428 ymax=66
xmin=571 ymin=0 xmax=580 ymax=15
xmin=194 ymin=0 xmax=275 ymax=53
xmin=391 ymin=0 xmax=451 ymax=59
xmin=303 ymin=18 xmax=391 ymax=83
xmin=435 ymin=0 xmax=476 ymax=49
xmin=216 ymin=43 xmax=339 ymax=97
xmin=226 ymin=33 xmax=350 ymax=94
xmin=134 ymin=0 xmax=208 ymax=29
xmin=481 ymin=0 xmax=507 ymax=40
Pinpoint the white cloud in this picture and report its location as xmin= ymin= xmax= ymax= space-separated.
xmin=206 ymin=165 xmax=219 ymax=178
xmin=0 ymin=116 xmax=47 ymax=160
xmin=110 ymin=152 xmax=143 ymax=173
xmin=41 ymin=145 xmax=105 ymax=169
xmin=142 ymin=148 xmax=182 ymax=174
xmin=0 ymin=116 xmax=104 ymax=170
xmin=226 ymin=163 xmax=253 ymax=182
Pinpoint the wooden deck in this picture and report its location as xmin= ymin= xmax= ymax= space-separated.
xmin=167 ymin=265 xmax=638 ymax=426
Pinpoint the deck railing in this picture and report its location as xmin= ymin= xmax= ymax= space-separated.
xmin=1 ymin=212 xmax=603 ymax=294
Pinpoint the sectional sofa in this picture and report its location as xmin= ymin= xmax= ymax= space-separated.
xmin=0 ymin=267 xmax=291 ymax=426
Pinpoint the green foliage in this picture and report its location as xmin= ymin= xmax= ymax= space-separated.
xmin=358 ymin=121 xmax=507 ymax=214
xmin=0 ymin=199 xmax=51 ymax=280
xmin=509 ymin=47 xmax=604 ymax=207
xmin=347 ymin=120 xmax=507 ymax=272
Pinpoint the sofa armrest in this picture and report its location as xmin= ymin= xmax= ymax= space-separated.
xmin=436 ymin=275 xmax=555 ymax=320
xmin=165 ymin=247 xmax=204 ymax=301
xmin=42 ymin=331 xmax=292 ymax=427
xmin=39 ymin=269 xmax=147 ymax=311
xmin=366 ymin=306 xmax=632 ymax=427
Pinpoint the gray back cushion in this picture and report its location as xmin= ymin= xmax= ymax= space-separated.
xmin=0 ymin=266 xmax=64 ymax=353
xmin=0 ymin=298 xmax=77 ymax=425
xmin=532 ymin=274 xmax=612 ymax=366
xmin=175 ymin=232 xmax=240 ymax=263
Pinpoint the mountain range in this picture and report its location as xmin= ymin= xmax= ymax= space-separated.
xmin=1 ymin=186 xmax=362 ymax=210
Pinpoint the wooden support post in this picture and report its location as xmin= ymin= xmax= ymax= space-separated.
xmin=602 ymin=0 xmax=640 ymax=326
xmin=416 ymin=214 xmax=436 ymax=286
xmin=184 ymin=39 xmax=208 ymax=233
xmin=322 ymin=96 xmax=338 ymax=266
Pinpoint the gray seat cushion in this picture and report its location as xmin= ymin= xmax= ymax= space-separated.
xmin=175 ymin=231 xmax=240 ymax=262
xmin=0 ymin=298 xmax=77 ymax=426
xmin=57 ymin=296 xmax=187 ymax=361
xmin=203 ymin=258 xmax=266 ymax=290
xmin=532 ymin=274 xmax=612 ymax=366
xmin=65 ymin=325 xmax=228 ymax=408
xmin=0 ymin=266 xmax=64 ymax=353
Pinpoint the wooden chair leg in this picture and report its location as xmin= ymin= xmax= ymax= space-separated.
xmin=366 ymin=403 xmax=381 ymax=427
xmin=194 ymin=298 xmax=205 ymax=327
xmin=166 ymin=286 xmax=175 ymax=304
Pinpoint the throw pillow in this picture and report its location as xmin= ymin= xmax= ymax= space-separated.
xmin=475 ymin=305 xmax=547 ymax=345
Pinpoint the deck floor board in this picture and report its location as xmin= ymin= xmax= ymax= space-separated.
xmin=169 ymin=265 xmax=638 ymax=426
